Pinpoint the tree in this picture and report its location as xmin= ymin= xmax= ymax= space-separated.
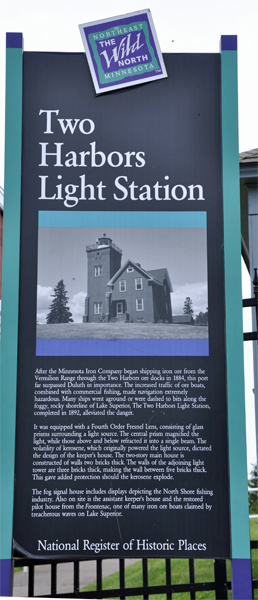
xmin=248 ymin=464 xmax=258 ymax=515
xmin=195 ymin=307 xmax=208 ymax=325
xmin=46 ymin=279 xmax=73 ymax=324
xmin=183 ymin=297 xmax=194 ymax=317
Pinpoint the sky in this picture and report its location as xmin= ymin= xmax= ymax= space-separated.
xmin=1 ymin=0 xmax=257 ymax=471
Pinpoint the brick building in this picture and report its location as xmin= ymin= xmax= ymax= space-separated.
xmin=83 ymin=234 xmax=173 ymax=324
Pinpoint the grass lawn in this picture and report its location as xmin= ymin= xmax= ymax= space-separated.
xmin=80 ymin=519 xmax=258 ymax=599
xmin=37 ymin=322 xmax=208 ymax=340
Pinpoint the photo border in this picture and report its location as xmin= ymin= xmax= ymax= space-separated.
xmin=36 ymin=210 xmax=209 ymax=357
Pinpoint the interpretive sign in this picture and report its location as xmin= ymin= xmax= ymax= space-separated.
xmin=79 ymin=9 xmax=167 ymax=94
xmin=12 ymin=51 xmax=230 ymax=559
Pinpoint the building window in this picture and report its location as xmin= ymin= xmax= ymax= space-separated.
xmin=117 ymin=302 xmax=123 ymax=315
xmin=135 ymin=277 xmax=143 ymax=290
xmin=136 ymin=298 xmax=144 ymax=311
xmin=95 ymin=266 xmax=103 ymax=277
xmin=119 ymin=280 xmax=126 ymax=292
xmin=127 ymin=266 xmax=134 ymax=272
xmin=94 ymin=302 xmax=102 ymax=315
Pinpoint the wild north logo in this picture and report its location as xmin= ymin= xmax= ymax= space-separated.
xmin=79 ymin=10 xmax=167 ymax=94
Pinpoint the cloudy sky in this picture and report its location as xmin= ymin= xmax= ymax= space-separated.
xmin=1 ymin=0 xmax=257 ymax=468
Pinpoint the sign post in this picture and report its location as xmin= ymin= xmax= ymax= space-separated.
xmin=0 ymin=32 xmax=23 ymax=596
xmin=221 ymin=35 xmax=252 ymax=599
xmin=0 ymin=28 xmax=252 ymax=599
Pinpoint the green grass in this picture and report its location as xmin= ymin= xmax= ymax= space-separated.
xmin=250 ymin=517 xmax=258 ymax=540
xmin=251 ymin=518 xmax=258 ymax=600
xmin=80 ymin=558 xmax=217 ymax=600
xmin=80 ymin=519 xmax=258 ymax=599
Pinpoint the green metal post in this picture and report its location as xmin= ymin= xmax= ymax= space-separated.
xmin=221 ymin=34 xmax=252 ymax=599
xmin=0 ymin=32 xmax=23 ymax=596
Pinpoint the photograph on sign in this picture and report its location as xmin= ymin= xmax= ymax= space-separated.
xmin=79 ymin=9 xmax=167 ymax=94
xmin=36 ymin=218 xmax=208 ymax=353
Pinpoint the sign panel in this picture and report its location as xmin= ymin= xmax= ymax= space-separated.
xmin=13 ymin=51 xmax=230 ymax=559
xmin=79 ymin=9 xmax=167 ymax=94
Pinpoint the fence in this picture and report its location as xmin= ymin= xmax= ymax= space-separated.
xmin=13 ymin=541 xmax=258 ymax=600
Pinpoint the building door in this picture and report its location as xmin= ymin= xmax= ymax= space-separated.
xmin=116 ymin=302 xmax=123 ymax=316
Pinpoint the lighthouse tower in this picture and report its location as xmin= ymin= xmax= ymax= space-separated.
xmin=83 ymin=234 xmax=122 ymax=322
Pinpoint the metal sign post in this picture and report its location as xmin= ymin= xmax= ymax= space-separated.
xmin=221 ymin=34 xmax=252 ymax=599
xmin=0 ymin=30 xmax=253 ymax=600
xmin=0 ymin=32 xmax=23 ymax=596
